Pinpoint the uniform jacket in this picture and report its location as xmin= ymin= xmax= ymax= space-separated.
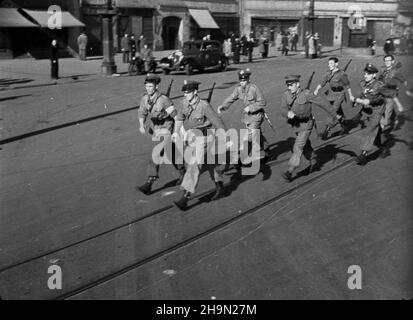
xmin=175 ymin=97 xmax=226 ymax=132
xmin=281 ymin=88 xmax=331 ymax=120
xmin=138 ymin=91 xmax=175 ymax=133
xmin=356 ymin=79 xmax=392 ymax=110
xmin=140 ymin=47 xmax=153 ymax=60
xmin=377 ymin=65 xmax=406 ymax=97
xmin=121 ymin=36 xmax=131 ymax=51
xmin=319 ymin=69 xmax=350 ymax=101
xmin=221 ymin=83 xmax=266 ymax=127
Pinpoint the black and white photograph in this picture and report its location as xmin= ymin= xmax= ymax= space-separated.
xmin=0 ymin=0 xmax=412 ymax=303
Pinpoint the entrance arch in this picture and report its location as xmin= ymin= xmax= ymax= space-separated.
xmin=162 ymin=16 xmax=181 ymax=50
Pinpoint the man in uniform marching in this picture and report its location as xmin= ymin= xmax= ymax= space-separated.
xmin=281 ymin=75 xmax=332 ymax=182
xmin=172 ymin=81 xmax=227 ymax=210
xmin=314 ymin=57 xmax=354 ymax=140
xmin=377 ymin=54 xmax=408 ymax=131
xmin=217 ymin=69 xmax=269 ymax=172
xmin=350 ymin=63 xmax=392 ymax=165
xmin=137 ymin=74 xmax=185 ymax=195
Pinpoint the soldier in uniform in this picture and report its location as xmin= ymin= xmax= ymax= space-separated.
xmin=350 ymin=63 xmax=391 ymax=165
xmin=281 ymin=75 xmax=332 ymax=182
xmin=314 ymin=57 xmax=354 ymax=140
xmin=377 ymin=54 xmax=408 ymax=132
xmin=172 ymin=81 xmax=227 ymax=210
xmin=137 ymin=74 xmax=185 ymax=195
xmin=218 ymin=69 xmax=270 ymax=170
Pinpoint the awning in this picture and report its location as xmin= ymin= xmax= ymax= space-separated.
xmin=188 ymin=9 xmax=219 ymax=29
xmin=0 ymin=8 xmax=38 ymax=27
xmin=21 ymin=9 xmax=85 ymax=28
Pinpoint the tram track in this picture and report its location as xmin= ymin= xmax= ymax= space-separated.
xmin=0 ymin=127 xmax=361 ymax=274
xmin=55 ymin=155 xmax=355 ymax=300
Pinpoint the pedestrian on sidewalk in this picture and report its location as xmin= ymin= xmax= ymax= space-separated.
xmin=50 ymin=39 xmax=59 ymax=79
xmin=305 ymin=31 xmax=311 ymax=58
xmin=290 ymin=32 xmax=298 ymax=52
xmin=121 ymin=34 xmax=131 ymax=63
xmin=281 ymin=32 xmax=289 ymax=56
xmin=77 ymin=32 xmax=88 ymax=61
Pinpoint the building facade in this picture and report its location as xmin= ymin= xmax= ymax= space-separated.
xmin=240 ymin=0 xmax=409 ymax=48
xmin=0 ymin=0 xmax=83 ymax=58
xmin=81 ymin=0 xmax=239 ymax=55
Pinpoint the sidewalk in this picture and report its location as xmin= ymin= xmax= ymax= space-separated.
xmin=0 ymin=46 xmax=377 ymax=91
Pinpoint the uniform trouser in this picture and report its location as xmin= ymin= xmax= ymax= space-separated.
xmin=51 ymin=61 xmax=58 ymax=79
xmin=380 ymin=97 xmax=395 ymax=128
xmin=79 ymin=49 xmax=86 ymax=60
xmin=288 ymin=120 xmax=316 ymax=170
xmin=144 ymin=60 xmax=150 ymax=72
xmin=181 ymin=137 xmax=225 ymax=194
xmin=147 ymin=132 xmax=184 ymax=178
xmin=360 ymin=105 xmax=385 ymax=152
xmin=123 ymin=51 xmax=130 ymax=63
xmin=242 ymin=125 xmax=268 ymax=160
xmin=325 ymin=94 xmax=345 ymax=128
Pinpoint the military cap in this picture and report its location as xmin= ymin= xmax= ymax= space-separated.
xmin=144 ymin=73 xmax=161 ymax=84
xmin=364 ymin=63 xmax=378 ymax=74
xmin=285 ymin=75 xmax=301 ymax=84
xmin=238 ymin=68 xmax=251 ymax=80
xmin=181 ymin=80 xmax=200 ymax=92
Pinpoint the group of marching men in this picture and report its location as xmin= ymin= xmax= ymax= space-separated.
xmin=136 ymin=54 xmax=409 ymax=210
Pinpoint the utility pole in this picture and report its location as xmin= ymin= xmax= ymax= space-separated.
xmin=99 ymin=0 xmax=117 ymax=75
xmin=309 ymin=0 xmax=315 ymax=36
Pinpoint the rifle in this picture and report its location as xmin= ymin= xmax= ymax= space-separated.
xmin=305 ymin=71 xmax=315 ymax=90
xmin=165 ymin=79 xmax=173 ymax=97
xmin=207 ymin=82 xmax=216 ymax=103
xmin=264 ymin=111 xmax=276 ymax=133
xmin=343 ymin=59 xmax=352 ymax=72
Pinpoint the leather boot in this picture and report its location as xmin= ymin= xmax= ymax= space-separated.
xmin=173 ymin=191 xmax=191 ymax=210
xmin=319 ymin=126 xmax=331 ymax=140
xmin=282 ymin=171 xmax=293 ymax=182
xmin=356 ymin=151 xmax=368 ymax=166
xmin=137 ymin=176 xmax=157 ymax=195
xmin=210 ymin=181 xmax=224 ymax=201
xmin=308 ymin=159 xmax=320 ymax=174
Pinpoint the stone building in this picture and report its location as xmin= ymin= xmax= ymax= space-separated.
xmin=0 ymin=0 xmax=84 ymax=58
xmin=240 ymin=0 xmax=405 ymax=48
xmin=81 ymin=0 xmax=239 ymax=55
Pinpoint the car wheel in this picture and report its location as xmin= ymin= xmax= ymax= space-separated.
xmin=198 ymin=66 xmax=204 ymax=74
xmin=162 ymin=68 xmax=170 ymax=75
xmin=185 ymin=63 xmax=193 ymax=75
xmin=220 ymin=59 xmax=228 ymax=72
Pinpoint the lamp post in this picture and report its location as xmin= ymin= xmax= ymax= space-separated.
xmin=99 ymin=0 xmax=117 ymax=75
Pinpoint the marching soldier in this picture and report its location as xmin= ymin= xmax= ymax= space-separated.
xmin=172 ymin=81 xmax=227 ymax=210
xmin=281 ymin=75 xmax=332 ymax=182
xmin=350 ymin=63 xmax=392 ymax=165
xmin=314 ymin=57 xmax=354 ymax=140
xmin=217 ymin=69 xmax=269 ymax=170
xmin=137 ymin=74 xmax=185 ymax=195
xmin=377 ymin=54 xmax=408 ymax=131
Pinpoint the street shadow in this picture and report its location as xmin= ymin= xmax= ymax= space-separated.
xmin=0 ymin=78 xmax=34 ymax=86
xmin=393 ymin=114 xmax=412 ymax=132
xmin=150 ymin=178 xmax=179 ymax=194
xmin=293 ymin=143 xmax=357 ymax=180
xmin=368 ymin=131 xmax=409 ymax=162
xmin=266 ymin=137 xmax=295 ymax=161
xmin=0 ymin=94 xmax=32 ymax=102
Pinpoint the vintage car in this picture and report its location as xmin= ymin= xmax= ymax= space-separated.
xmin=159 ymin=40 xmax=228 ymax=75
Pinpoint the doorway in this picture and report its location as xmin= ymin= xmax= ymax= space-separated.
xmin=162 ymin=16 xmax=180 ymax=50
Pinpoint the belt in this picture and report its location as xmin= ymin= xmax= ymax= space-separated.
xmin=386 ymin=84 xmax=397 ymax=90
xmin=331 ymin=86 xmax=344 ymax=92
xmin=288 ymin=116 xmax=312 ymax=125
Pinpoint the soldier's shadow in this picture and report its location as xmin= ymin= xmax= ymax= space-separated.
xmin=266 ymin=137 xmax=295 ymax=161
xmin=367 ymin=132 xmax=409 ymax=162
xmin=294 ymin=143 xmax=357 ymax=180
